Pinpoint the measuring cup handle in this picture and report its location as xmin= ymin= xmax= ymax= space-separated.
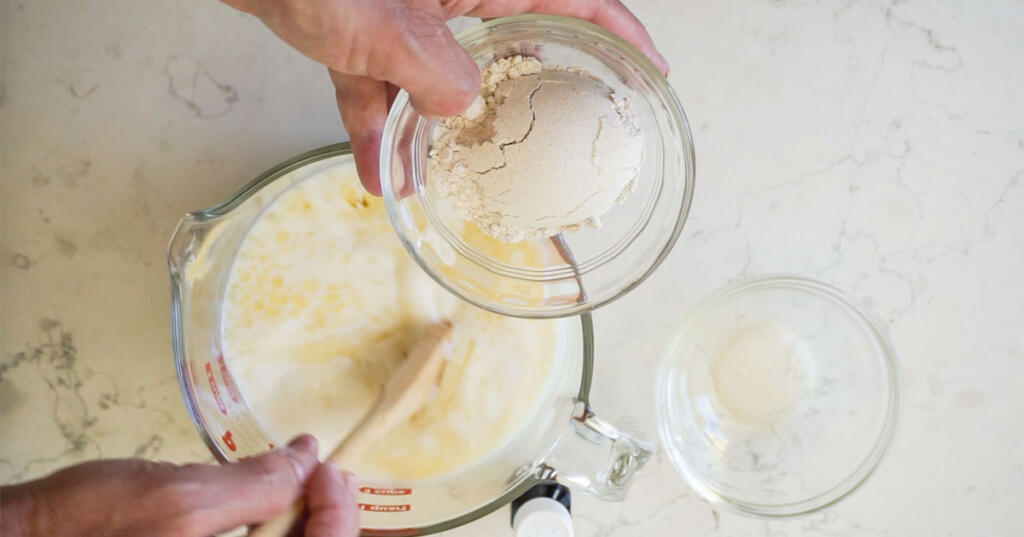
xmin=544 ymin=401 xmax=654 ymax=501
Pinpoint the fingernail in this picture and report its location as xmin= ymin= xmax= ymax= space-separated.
xmin=342 ymin=470 xmax=360 ymax=496
xmin=656 ymin=55 xmax=670 ymax=77
xmin=328 ymin=462 xmax=358 ymax=493
xmin=287 ymin=434 xmax=318 ymax=455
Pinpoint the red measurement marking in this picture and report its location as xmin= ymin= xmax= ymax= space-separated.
xmin=221 ymin=430 xmax=237 ymax=452
xmin=359 ymin=504 xmax=410 ymax=513
xmin=364 ymin=529 xmax=418 ymax=536
xmin=217 ymin=354 xmax=240 ymax=403
xmin=205 ymin=362 xmax=226 ymax=415
xmin=360 ymin=487 xmax=412 ymax=496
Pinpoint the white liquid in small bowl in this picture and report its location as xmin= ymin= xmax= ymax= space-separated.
xmin=711 ymin=323 xmax=810 ymax=426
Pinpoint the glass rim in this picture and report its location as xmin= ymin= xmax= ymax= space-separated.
xmin=654 ymin=274 xmax=901 ymax=518
xmin=379 ymin=14 xmax=696 ymax=319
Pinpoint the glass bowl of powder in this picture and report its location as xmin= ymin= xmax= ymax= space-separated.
xmin=380 ymin=14 xmax=695 ymax=318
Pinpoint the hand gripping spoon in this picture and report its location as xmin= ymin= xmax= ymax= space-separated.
xmin=250 ymin=321 xmax=453 ymax=537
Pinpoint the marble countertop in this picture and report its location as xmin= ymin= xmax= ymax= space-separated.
xmin=2 ymin=0 xmax=1022 ymax=535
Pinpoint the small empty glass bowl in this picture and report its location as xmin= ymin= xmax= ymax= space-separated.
xmin=656 ymin=275 xmax=899 ymax=517
xmin=380 ymin=15 xmax=695 ymax=318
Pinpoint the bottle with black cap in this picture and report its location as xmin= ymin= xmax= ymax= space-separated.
xmin=509 ymin=481 xmax=573 ymax=537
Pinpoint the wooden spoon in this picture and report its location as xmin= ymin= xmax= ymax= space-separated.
xmin=250 ymin=321 xmax=453 ymax=537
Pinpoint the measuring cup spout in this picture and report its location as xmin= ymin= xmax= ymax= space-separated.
xmin=168 ymin=214 xmax=205 ymax=275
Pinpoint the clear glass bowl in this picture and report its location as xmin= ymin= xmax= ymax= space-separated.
xmin=380 ymin=15 xmax=695 ymax=318
xmin=655 ymin=275 xmax=899 ymax=517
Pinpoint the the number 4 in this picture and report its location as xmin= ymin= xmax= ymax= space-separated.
xmin=222 ymin=430 xmax=237 ymax=451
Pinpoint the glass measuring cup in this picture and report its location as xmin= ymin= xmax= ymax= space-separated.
xmin=167 ymin=144 xmax=653 ymax=535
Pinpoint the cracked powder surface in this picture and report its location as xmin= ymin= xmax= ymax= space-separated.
xmin=428 ymin=56 xmax=644 ymax=243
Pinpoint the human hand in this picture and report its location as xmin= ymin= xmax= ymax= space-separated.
xmin=0 ymin=435 xmax=359 ymax=537
xmin=221 ymin=0 xmax=668 ymax=194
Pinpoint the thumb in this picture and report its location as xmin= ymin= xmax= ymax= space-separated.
xmin=379 ymin=7 xmax=479 ymax=118
xmin=304 ymin=464 xmax=361 ymax=537
xmin=183 ymin=435 xmax=321 ymax=534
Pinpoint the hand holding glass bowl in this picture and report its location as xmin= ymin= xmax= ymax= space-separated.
xmin=380 ymin=15 xmax=696 ymax=319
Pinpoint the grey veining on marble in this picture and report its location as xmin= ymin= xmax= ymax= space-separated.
xmin=2 ymin=0 xmax=1022 ymax=535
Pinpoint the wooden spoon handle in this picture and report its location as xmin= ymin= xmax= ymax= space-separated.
xmin=248 ymin=435 xmax=370 ymax=537
xmin=247 ymin=501 xmax=304 ymax=537
xmin=249 ymin=322 xmax=451 ymax=537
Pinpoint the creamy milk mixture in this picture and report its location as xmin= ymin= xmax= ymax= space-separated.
xmin=221 ymin=163 xmax=568 ymax=480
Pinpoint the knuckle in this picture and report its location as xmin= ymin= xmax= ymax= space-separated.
xmin=330 ymin=29 xmax=371 ymax=75
xmin=249 ymin=452 xmax=301 ymax=489
xmin=146 ymin=479 xmax=201 ymax=516
xmin=136 ymin=466 xmax=215 ymax=535
xmin=250 ymin=452 xmax=289 ymax=476
xmin=288 ymin=2 xmax=327 ymax=36
xmin=136 ymin=464 xmax=208 ymax=516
